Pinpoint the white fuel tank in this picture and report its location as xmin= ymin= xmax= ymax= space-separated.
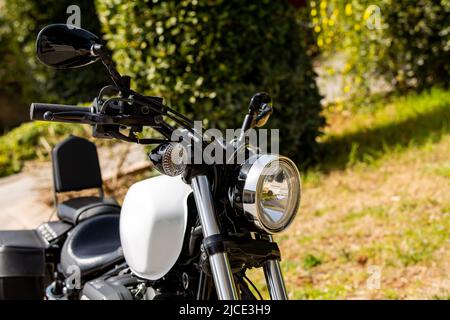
xmin=120 ymin=175 xmax=192 ymax=280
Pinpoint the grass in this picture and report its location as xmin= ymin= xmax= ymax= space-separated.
xmin=318 ymin=87 xmax=450 ymax=170
xmin=343 ymin=206 xmax=387 ymax=223
xmin=293 ymin=284 xmax=348 ymax=300
xmin=255 ymin=87 xmax=450 ymax=299
xmin=302 ymin=254 xmax=323 ymax=270
xmin=432 ymin=162 xmax=450 ymax=179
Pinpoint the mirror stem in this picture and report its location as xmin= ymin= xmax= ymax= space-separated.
xmin=91 ymin=44 xmax=129 ymax=90
xmin=237 ymin=113 xmax=254 ymax=145
xmin=238 ymin=92 xmax=272 ymax=142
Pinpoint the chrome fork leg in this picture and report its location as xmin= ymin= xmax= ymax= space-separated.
xmin=262 ymin=236 xmax=288 ymax=300
xmin=263 ymin=259 xmax=288 ymax=300
xmin=191 ymin=175 xmax=239 ymax=300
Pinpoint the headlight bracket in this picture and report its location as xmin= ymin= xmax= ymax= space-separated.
xmin=201 ymin=234 xmax=281 ymax=273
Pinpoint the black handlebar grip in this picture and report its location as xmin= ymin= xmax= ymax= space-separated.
xmin=30 ymin=103 xmax=91 ymax=121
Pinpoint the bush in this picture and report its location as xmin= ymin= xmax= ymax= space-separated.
xmin=96 ymin=0 xmax=324 ymax=164
xmin=0 ymin=0 xmax=110 ymax=120
xmin=381 ymin=1 xmax=449 ymax=91
xmin=0 ymin=0 xmax=112 ymax=174
xmin=0 ymin=122 xmax=87 ymax=177
xmin=307 ymin=0 xmax=450 ymax=99
xmin=0 ymin=4 xmax=36 ymax=131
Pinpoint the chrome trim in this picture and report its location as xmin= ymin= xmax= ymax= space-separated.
xmin=263 ymin=259 xmax=288 ymax=300
xmin=191 ymin=175 xmax=239 ymax=300
xmin=210 ymin=252 xmax=239 ymax=300
xmin=191 ymin=175 xmax=220 ymax=236
xmin=239 ymin=154 xmax=301 ymax=234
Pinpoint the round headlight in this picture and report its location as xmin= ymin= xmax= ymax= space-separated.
xmin=234 ymin=154 xmax=301 ymax=234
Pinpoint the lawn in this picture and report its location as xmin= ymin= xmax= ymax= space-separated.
xmin=251 ymin=87 xmax=450 ymax=299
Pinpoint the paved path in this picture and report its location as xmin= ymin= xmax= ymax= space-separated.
xmin=0 ymin=170 xmax=51 ymax=229
xmin=0 ymin=143 xmax=149 ymax=230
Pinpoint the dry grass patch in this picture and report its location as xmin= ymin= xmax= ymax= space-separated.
xmin=274 ymin=92 xmax=450 ymax=299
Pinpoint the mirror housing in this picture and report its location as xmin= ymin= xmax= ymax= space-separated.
xmin=249 ymin=92 xmax=273 ymax=128
xmin=36 ymin=24 xmax=101 ymax=69
xmin=254 ymin=104 xmax=273 ymax=127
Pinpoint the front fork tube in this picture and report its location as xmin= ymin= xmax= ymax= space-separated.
xmin=263 ymin=259 xmax=288 ymax=300
xmin=191 ymin=175 xmax=288 ymax=300
xmin=191 ymin=175 xmax=239 ymax=300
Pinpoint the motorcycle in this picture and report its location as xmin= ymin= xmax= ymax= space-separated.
xmin=0 ymin=133 xmax=125 ymax=300
xmin=0 ymin=24 xmax=302 ymax=300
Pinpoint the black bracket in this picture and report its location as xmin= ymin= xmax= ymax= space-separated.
xmin=202 ymin=234 xmax=281 ymax=270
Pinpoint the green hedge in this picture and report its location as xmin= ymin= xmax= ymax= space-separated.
xmin=381 ymin=0 xmax=449 ymax=91
xmin=0 ymin=0 xmax=110 ymax=175
xmin=96 ymin=0 xmax=324 ymax=164
xmin=0 ymin=0 xmax=109 ymax=109
xmin=0 ymin=122 xmax=86 ymax=177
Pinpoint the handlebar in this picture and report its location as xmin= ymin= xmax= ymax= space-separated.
xmin=29 ymin=101 xmax=165 ymax=131
xmin=30 ymin=103 xmax=93 ymax=122
xmin=29 ymin=101 xmax=174 ymax=144
xmin=30 ymin=91 xmax=271 ymax=146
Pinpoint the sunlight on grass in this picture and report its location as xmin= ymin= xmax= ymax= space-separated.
xmin=278 ymin=88 xmax=450 ymax=299
xmin=395 ymin=221 xmax=449 ymax=266
xmin=319 ymin=87 xmax=450 ymax=170
xmin=343 ymin=206 xmax=387 ymax=223
xmin=293 ymin=284 xmax=347 ymax=300
xmin=302 ymin=254 xmax=323 ymax=270
xmin=432 ymin=294 xmax=450 ymax=300
xmin=433 ymin=162 xmax=450 ymax=179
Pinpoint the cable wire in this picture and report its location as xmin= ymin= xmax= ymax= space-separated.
xmin=243 ymin=274 xmax=263 ymax=300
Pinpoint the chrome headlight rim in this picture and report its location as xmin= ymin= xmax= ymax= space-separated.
xmin=239 ymin=154 xmax=301 ymax=234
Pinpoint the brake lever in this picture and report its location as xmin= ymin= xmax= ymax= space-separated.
xmin=43 ymin=111 xmax=125 ymax=126
xmin=107 ymin=130 xmax=168 ymax=145
xmin=44 ymin=110 xmax=154 ymax=126
xmin=43 ymin=111 xmax=96 ymax=122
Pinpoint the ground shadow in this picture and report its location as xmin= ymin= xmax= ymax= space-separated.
xmin=318 ymin=103 xmax=450 ymax=171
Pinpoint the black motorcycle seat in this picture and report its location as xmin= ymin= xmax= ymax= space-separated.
xmin=57 ymin=196 xmax=121 ymax=225
xmin=60 ymin=214 xmax=123 ymax=279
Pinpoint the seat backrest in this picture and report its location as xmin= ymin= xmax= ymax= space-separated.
xmin=52 ymin=135 xmax=103 ymax=193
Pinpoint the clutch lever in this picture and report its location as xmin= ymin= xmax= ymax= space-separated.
xmin=43 ymin=111 xmax=98 ymax=124
xmin=43 ymin=111 xmax=157 ymax=127
xmin=44 ymin=109 xmax=169 ymax=144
